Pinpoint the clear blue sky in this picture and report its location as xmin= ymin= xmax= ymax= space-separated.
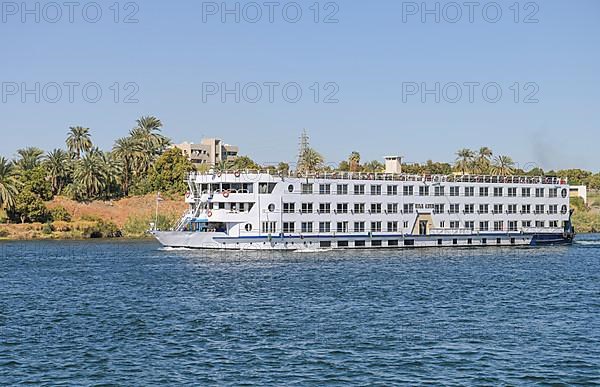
xmin=1 ymin=0 xmax=599 ymax=171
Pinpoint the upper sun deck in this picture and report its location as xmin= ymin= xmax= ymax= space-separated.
xmin=187 ymin=170 xmax=568 ymax=186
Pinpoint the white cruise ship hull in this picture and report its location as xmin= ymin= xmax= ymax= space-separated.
xmin=152 ymin=230 xmax=573 ymax=250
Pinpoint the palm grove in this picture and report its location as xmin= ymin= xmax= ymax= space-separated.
xmin=0 ymin=116 xmax=195 ymax=223
xmin=2 ymin=121 xmax=600 ymax=224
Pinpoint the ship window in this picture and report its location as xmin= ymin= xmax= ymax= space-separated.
xmin=536 ymin=188 xmax=545 ymax=198
xmin=354 ymin=241 xmax=366 ymax=247
xmin=354 ymin=203 xmax=365 ymax=214
xmin=496 ymin=238 xmax=502 ymax=245
xmin=511 ymin=238 xmax=516 ymax=244
xmin=245 ymin=224 xmax=252 ymax=232
xmin=354 ymin=222 xmax=365 ymax=233
xmin=561 ymin=205 xmax=568 ymax=214
xmin=481 ymin=238 xmax=487 ymax=244
xmin=268 ymin=204 xmax=275 ymax=212
xmin=370 ymin=185 xmax=382 ymax=196
xmin=437 ymin=239 xmax=443 ymax=245
xmin=388 ymin=240 xmax=399 ymax=246
xmin=337 ymin=184 xmax=348 ymax=195
xmin=337 ymin=241 xmax=349 ymax=247
xmin=371 ymin=240 xmax=382 ymax=247
xmin=404 ymin=239 xmax=415 ymax=246
xmin=467 ymin=238 xmax=472 ymax=245
xmin=259 ymin=183 xmax=277 ymax=194
xmin=320 ymin=241 xmax=331 ymax=248
xmin=301 ymin=184 xmax=313 ymax=194
xmin=319 ymin=184 xmax=331 ymax=195
xmin=561 ymin=188 xmax=568 ymax=198
xmin=301 ymin=222 xmax=313 ymax=233
xmin=319 ymin=222 xmax=331 ymax=233
xmin=319 ymin=203 xmax=331 ymax=214
xmin=453 ymin=239 xmax=458 ymax=245
xmin=288 ymin=184 xmax=294 ymax=192
xmin=283 ymin=203 xmax=295 ymax=213
xmin=283 ymin=222 xmax=295 ymax=233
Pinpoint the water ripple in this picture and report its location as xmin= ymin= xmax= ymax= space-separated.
xmin=1 ymin=236 xmax=600 ymax=385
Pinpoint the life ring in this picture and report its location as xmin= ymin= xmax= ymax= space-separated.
xmin=223 ymin=190 xmax=230 ymax=198
xmin=367 ymin=174 xmax=374 ymax=180
xmin=217 ymin=172 xmax=222 ymax=177
xmin=207 ymin=210 xmax=213 ymax=217
xmin=234 ymin=171 xmax=241 ymax=177
xmin=185 ymin=191 xmax=191 ymax=198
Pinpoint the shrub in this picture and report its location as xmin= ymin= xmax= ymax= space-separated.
xmin=52 ymin=221 xmax=72 ymax=232
xmin=81 ymin=220 xmax=121 ymax=239
xmin=50 ymin=206 xmax=72 ymax=222
xmin=123 ymin=213 xmax=178 ymax=237
xmin=42 ymin=222 xmax=54 ymax=235
xmin=0 ymin=228 xmax=8 ymax=238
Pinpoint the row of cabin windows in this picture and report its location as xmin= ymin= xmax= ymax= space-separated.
xmin=280 ymin=221 xmax=412 ymax=234
xmin=300 ymin=184 xmax=562 ymax=198
xmin=444 ymin=220 xmax=561 ymax=231
xmin=269 ymin=220 xmax=563 ymax=234
xmin=282 ymin=203 xmax=566 ymax=215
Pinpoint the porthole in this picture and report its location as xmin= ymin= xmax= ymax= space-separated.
xmin=562 ymin=188 xmax=568 ymax=198
xmin=245 ymin=224 xmax=252 ymax=232
xmin=561 ymin=205 xmax=568 ymax=214
xmin=288 ymin=185 xmax=294 ymax=192
xmin=268 ymin=204 xmax=275 ymax=212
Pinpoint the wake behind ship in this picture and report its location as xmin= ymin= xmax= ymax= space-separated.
xmin=151 ymin=158 xmax=575 ymax=250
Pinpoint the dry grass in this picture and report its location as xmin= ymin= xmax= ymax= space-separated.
xmin=46 ymin=194 xmax=187 ymax=229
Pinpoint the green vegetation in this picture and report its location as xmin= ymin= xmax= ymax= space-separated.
xmin=2 ymin=122 xmax=600 ymax=237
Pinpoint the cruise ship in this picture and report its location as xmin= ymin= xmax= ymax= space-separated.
xmin=152 ymin=157 xmax=575 ymax=250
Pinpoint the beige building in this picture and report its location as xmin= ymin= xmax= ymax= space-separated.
xmin=569 ymin=185 xmax=587 ymax=204
xmin=174 ymin=138 xmax=239 ymax=166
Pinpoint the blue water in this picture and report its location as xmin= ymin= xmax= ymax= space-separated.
xmin=1 ymin=237 xmax=600 ymax=385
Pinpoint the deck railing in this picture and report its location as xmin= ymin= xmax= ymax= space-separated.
xmin=187 ymin=171 xmax=568 ymax=185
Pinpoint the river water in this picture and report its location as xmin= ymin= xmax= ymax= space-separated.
xmin=1 ymin=236 xmax=599 ymax=385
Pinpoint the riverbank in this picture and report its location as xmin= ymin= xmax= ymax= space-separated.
xmin=0 ymin=194 xmax=186 ymax=240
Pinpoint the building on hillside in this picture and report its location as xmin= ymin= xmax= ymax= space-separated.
xmin=173 ymin=138 xmax=239 ymax=166
xmin=569 ymin=185 xmax=587 ymax=204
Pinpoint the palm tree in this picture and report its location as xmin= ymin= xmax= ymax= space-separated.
xmin=0 ymin=157 xmax=19 ymax=212
xmin=349 ymin=151 xmax=361 ymax=172
xmin=475 ymin=147 xmax=493 ymax=174
xmin=215 ymin=160 xmax=233 ymax=173
xmin=113 ymin=137 xmax=138 ymax=195
xmin=98 ymin=151 xmax=122 ymax=199
xmin=455 ymin=148 xmax=475 ymax=175
xmin=15 ymin=147 xmax=44 ymax=171
xmin=298 ymin=148 xmax=324 ymax=173
xmin=363 ymin=160 xmax=384 ymax=173
xmin=74 ymin=152 xmax=104 ymax=199
xmin=66 ymin=126 xmax=92 ymax=159
xmin=129 ymin=116 xmax=170 ymax=175
xmin=44 ymin=149 xmax=70 ymax=195
xmin=491 ymin=155 xmax=515 ymax=176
